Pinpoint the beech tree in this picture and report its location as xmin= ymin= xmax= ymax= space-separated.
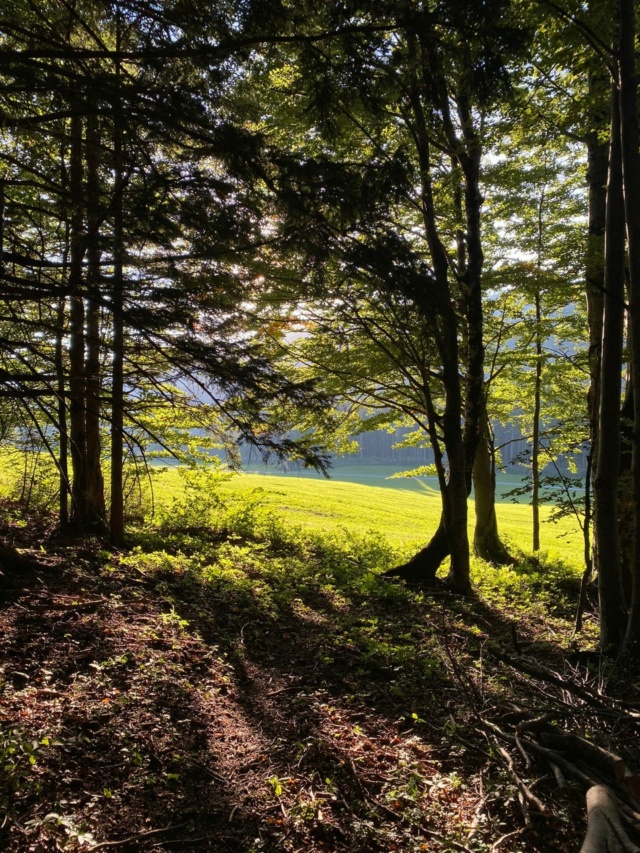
xmin=253 ymin=0 xmax=530 ymax=592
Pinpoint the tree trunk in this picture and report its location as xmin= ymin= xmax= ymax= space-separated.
xmin=473 ymin=402 xmax=510 ymax=564
xmin=383 ymin=23 xmax=489 ymax=596
xmin=56 ymin=140 xmax=70 ymax=529
xmin=585 ymin=64 xmax=608 ymax=487
xmin=579 ymin=56 xmax=609 ymax=636
xmin=579 ymin=786 xmax=639 ymax=852
xmin=383 ymin=519 xmax=449 ymax=584
xmin=110 ymin=50 xmax=125 ymax=547
xmin=84 ymin=114 xmax=107 ymax=533
xmin=531 ymin=285 xmax=542 ymax=552
xmin=55 ymin=296 xmax=69 ymax=528
xmin=594 ymin=76 xmax=626 ymax=654
xmin=68 ymin=113 xmax=87 ymax=532
xmin=619 ymin=0 xmax=640 ymax=652
xmin=618 ymin=387 xmax=634 ymax=601
xmin=441 ymin=335 xmax=472 ymax=594
xmin=575 ymin=448 xmax=594 ymax=633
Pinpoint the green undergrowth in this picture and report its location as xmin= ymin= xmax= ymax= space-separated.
xmin=0 ymin=466 xmax=594 ymax=852
xmin=147 ymin=464 xmax=585 ymax=560
xmin=127 ymin=465 xmax=591 ymax=681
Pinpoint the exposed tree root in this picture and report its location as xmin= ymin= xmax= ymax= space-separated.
xmin=382 ymin=520 xmax=448 ymax=583
xmin=580 ymin=786 xmax=640 ymax=853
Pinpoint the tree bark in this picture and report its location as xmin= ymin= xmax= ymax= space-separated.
xmin=579 ymin=55 xmax=609 ymax=636
xmin=618 ymin=0 xmax=640 ymax=653
xmin=594 ymin=76 xmax=626 ymax=654
xmin=68 ymin=113 xmax=87 ymax=532
xmin=531 ymin=173 xmax=548 ymax=553
xmin=84 ymin=114 xmax=107 ymax=533
xmin=56 ymin=139 xmax=70 ymax=528
xmin=110 ymin=44 xmax=125 ymax=547
xmin=585 ymin=63 xmax=608 ymax=487
xmin=618 ymin=387 xmax=634 ymax=601
xmin=473 ymin=402 xmax=510 ymax=564
xmin=579 ymin=786 xmax=639 ymax=853
xmin=55 ymin=296 xmax=69 ymax=528
xmin=384 ymin=519 xmax=449 ymax=584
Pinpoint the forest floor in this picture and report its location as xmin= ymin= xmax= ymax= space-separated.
xmin=1 ymin=497 xmax=639 ymax=853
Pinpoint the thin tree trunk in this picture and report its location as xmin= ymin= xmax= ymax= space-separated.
xmin=531 ymin=178 xmax=547 ymax=553
xmin=68 ymin=113 xmax=87 ymax=531
xmin=473 ymin=401 xmax=510 ymax=564
xmin=585 ymin=67 xmax=608 ymax=490
xmin=575 ymin=449 xmax=594 ymax=634
xmin=581 ymin=60 xmax=609 ymax=636
xmin=110 ymin=44 xmax=125 ymax=547
xmin=594 ymin=75 xmax=626 ymax=654
xmin=84 ymin=114 xmax=107 ymax=532
xmin=618 ymin=386 xmax=634 ymax=601
xmin=618 ymin=0 xmax=640 ymax=652
xmin=532 ymin=286 xmax=542 ymax=552
xmin=55 ymin=136 xmax=70 ymax=527
xmin=55 ymin=296 xmax=69 ymax=527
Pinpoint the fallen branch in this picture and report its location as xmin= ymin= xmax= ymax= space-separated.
xmin=481 ymin=719 xmax=603 ymax=790
xmin=87 ymin=823 xmax=181 ymax=851
xmin=542 ymin=732 xmax=626 ymax=781
xmin=486 ymin=647 xmax=640 ymax=720
xmin=493 ymin=741 xmax=548 ymax=821
xmin=491 ymin=827 xmax=526 ymax=852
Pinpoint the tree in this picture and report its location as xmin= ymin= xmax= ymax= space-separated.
xmin=0 ymin=0 xmax=330 ymax=541
xmin=254 ymin=0 xmax=530 ymax=592
xmin=482 ymin=132 xmax=589 ymax=555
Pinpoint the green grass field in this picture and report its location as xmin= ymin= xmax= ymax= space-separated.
xmin=242 ymin=462 xmax=531 ymax=500
xmin=0 ymin=449 xmax=584 ymax=571
xmin=149 ymin=465 xmax=585 ymax=570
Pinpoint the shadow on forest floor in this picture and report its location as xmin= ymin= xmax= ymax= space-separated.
xmin=0 ymin=510 xmax=628 ymax=853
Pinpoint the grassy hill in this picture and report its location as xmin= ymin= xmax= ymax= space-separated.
xmin=150 ymin=466 xmax=585 ymax=570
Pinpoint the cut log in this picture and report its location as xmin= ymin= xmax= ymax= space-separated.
xmin=580 ymin=786 xmax=639 ymax=853
xmin=542 ymin=733 xmax=627 ymax=782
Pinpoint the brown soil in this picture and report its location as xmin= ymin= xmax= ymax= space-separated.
xmin=0 ymin=511 xmax=638 ymax=852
